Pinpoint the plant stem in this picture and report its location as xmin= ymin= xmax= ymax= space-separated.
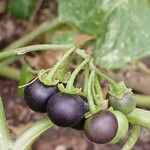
xmin=13 ymin=116 xmax=53 ymax=150
xmin=0 ymin=66 xmax=20 ymax=81
xmin=127 ymin=108 xmax=150 ymax=129
xmin=75 ymin=48 xmax=89 ymax=59
xmin=0 ymin=44 xmax=73 ymax=61
xmin=46 ymin=46 xmax=75 ymax=83
xmin=122 ymin=125 xmax=141 ymax=150
xmin=66 ymin=58 xmax=89 ymax=89
xmin=134 ymin=94 xmax=150 ymax=108
xmin=88 ymin=70 xmax=96 ymax=112
xmin=83 ymin=67 xmax=90 ymax=95
xmin=95 ymin=75 xmax=104 ymax=101
xmin=92 ymin=63 xmax=117 ymax=85
xmin=0 ymin=98 xmax=11 ymax=150
xmin=91 ymin=77 xmax=100 ymax=106
xmin=0 ymin=1 xmax=6 ymax=14
xmin=4 ymin=19 xmax=66 ymax=51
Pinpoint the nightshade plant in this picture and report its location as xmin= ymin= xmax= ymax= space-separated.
xmin=0 ymin=44 xmax=150 ymax=150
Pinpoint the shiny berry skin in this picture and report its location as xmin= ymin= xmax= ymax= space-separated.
xmin=24 ymin=79 xmax=59 ymax=113
xmin=47 ymin=92 xmax=85 ymax=127
xmin=84 ymin=110 xmax=118 ymax=144
xmin=109 ymin=92 xmax=136 ymax=114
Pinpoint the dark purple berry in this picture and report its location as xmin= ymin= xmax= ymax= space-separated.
xmin=84 ymin=110 xmax=118 ymax=144
xmin=72 ymin=98 xmax=89 ymax=130
xmin=24 ymin=79 xmax=59 ymax=113
xmin=47 ymin=92 xmax=85 ymax=127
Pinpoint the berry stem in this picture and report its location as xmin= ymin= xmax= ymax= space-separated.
xmin=45 ymin=46 xmax=75 ymax=83
xmin=13 ymin=116 xmax=53 ymax=150
xmin=0 ymin=44 xmax=73 ymax=61
xmin=95 ymin=75 xmax=104 ymax=102
xmin=0 ymin=98 xmax=11 ymax=150
xmin=75 ymin=48 xmax=89 ymax=59
xmin=122 ymin=125 xmax=141 ymax=150
xmin=91 ymin=78 xmax=100 ymax=106
xmin=127 ymin=108 xmax=150 ymax=129
xmin=91 ymin=62 xmax=117 ymax=85
xmin=88 ymin=69 xmax=96 ymax=112
xmin=83 ymin=67 xmax=90 ymax=96
xmin=66 ymin=58 xmax=89 ymax=89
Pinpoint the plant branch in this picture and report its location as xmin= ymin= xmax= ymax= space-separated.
xmin=134 ymin=94 xmax=150 ymax=109
xmin=127 ymin=108 xmax=150 ymax=129
xmin=0 ymin=66 xmax=20 ymax=81
xmin=4 ymin=19 xmax=67 ymax=51
xmin=66 ymin=58 xmax=89 ymax=89
xmin=0 ymin=98 xmax=11 ymax=150
xmin=0 ymin=44 xmax=73 ymax=61
xmin=122 ymin=125 xmax=141 ymax=150
xmin=88 ymin=69 xmax=96 ymax=112
xmin=13 ymin=116 xmax=53 ymax=150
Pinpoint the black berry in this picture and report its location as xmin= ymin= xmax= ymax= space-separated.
xmin=47 ymin=92 xmax=85 ymax=127
xmin=24 ymin=79 xmax=59 ymax=113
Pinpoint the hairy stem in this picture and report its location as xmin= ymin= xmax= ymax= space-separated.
xmin=88 ymin=70 xmax=96 ymax=112
xmin=127 ymin=108 xmax=150 ymax=129
xmin=46 ymin=46 xmax=75 ymax=83
xmin=13 ymin=116 xmax=53 ymax=150
xmin=66 ymin=58 xmax=89 ymax=89
xmin=4 ymin=19 xmax=66 ymax=51
xmin=122 ymin=125 xmax=141 ymax=150
xmin=0 ymin=98 xmax=11 ymax=150
xmin=83 ymin=67 xmax=90 ymax=95
xmin=0 ymin=44 xmax=73 ymax=61
xmin=0 ymin=66 xmax=20 ymax=81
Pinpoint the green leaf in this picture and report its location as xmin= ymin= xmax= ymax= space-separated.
xmin=8 ymin=0 xmax=36 ymax=20
xmin=51 ymin=31 xmax=76 ymax=44
xmin=18 ymin=62 xmax=33 ymax=97
xmin=58 ymin=0 xmax=102 ymax=35
xmin=94 ymin=0 xmax=150 ymax=69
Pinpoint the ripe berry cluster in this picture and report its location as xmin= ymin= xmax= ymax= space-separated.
xmin=23 ymin=47 xmax=135 ymax=144
xmin=24 ymin=78 xmax=133 ymax=144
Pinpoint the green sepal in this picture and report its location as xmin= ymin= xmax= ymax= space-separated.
xmin=55 ymin=70 xmax=71 ymax=84
xmin=109 ymin=81 xmax=132 ymax=99
xmin=58 ymin=83 xmax=81 ymax=94
xmin=38 ymin=70 xmax=59 ymax=86
xmin=85 ymin=106 xmax=102 ymax=118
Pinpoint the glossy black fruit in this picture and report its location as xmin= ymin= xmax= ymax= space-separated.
xmin=84 ymin=110 xmax=118 ymax=144
xmin=72 ymin=98 xmax=89 ymax=130
xmin=47 ymin=92 xmax=85 ymax=127
xmin=109 ymin=92 xmax=136 ymax=114
xmin=24 ymin=79 xmax=59 ymax=113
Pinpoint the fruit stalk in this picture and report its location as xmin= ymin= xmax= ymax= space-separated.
xmin=87 ymin=69 xmax=96 ymax=112
xmin=13 ymin=116 xmax=53 ymax=150
xmin=122 ymin=125 xmax=141 ymax=150
xmin=45 ymin=46 xmax=75 ymax=83
xmin=66 ymin=58 xmax=89 ymax=89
